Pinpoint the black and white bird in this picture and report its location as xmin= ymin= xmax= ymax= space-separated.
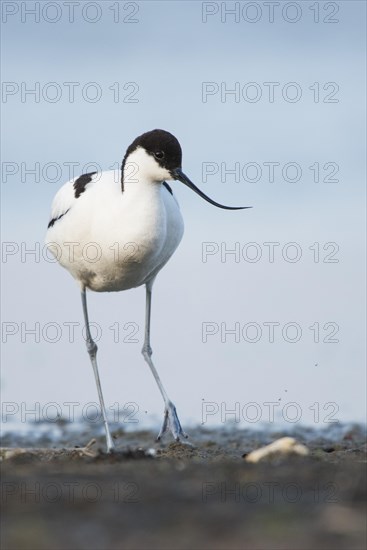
xmin=45 ymin=129 xmax=250 ymax=452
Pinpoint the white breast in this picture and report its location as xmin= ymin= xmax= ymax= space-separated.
xmin=45 ymin=170 xmax=184 ymax=291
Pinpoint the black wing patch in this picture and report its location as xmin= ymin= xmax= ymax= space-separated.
xmin=47 ymin=208 xmax=70 ymax=229
xmin=163 ymin=181 xmax=173 ymax=195
xmin=74 ymin=172 xmax=97 ymax=199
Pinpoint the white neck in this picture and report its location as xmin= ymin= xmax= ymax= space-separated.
xmin=122 ymin=147 xmax=172 ymax=189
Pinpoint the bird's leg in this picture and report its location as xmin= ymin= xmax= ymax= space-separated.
xmin=142 ymin=282 xmax=188 ymax=442
xmin=81 ymin=289 xmax=115 ymax=453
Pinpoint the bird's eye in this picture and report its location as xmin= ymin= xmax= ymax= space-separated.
xmin=154 ymin=151 xmax=165 ymax=160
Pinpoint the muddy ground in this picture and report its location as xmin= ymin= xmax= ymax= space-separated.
xmin=1 ymin=424 xmax=366 ymax=550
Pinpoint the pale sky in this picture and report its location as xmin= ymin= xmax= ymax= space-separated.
xmin=1 ymin=1 xmax=366 ymax=434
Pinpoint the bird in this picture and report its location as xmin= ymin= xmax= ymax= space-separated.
xmin=45 ymin=129 xmax=251 ymax=452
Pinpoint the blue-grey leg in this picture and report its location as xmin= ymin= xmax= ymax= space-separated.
xmin=142 ymin=280 xmax=188 ymax=441
xmin=81 ymin=288 xmax=115 ymax=453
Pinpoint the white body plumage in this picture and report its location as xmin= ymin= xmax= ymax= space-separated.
xmin=45 ymin=148 xmax=184 ymax=292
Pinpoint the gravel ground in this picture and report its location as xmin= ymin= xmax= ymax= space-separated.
xmin=1 ymin=423 xmax=366 ymax=550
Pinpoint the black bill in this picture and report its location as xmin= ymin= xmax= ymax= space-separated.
xmin=172 ymin=168 xmax=251 ymax=210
